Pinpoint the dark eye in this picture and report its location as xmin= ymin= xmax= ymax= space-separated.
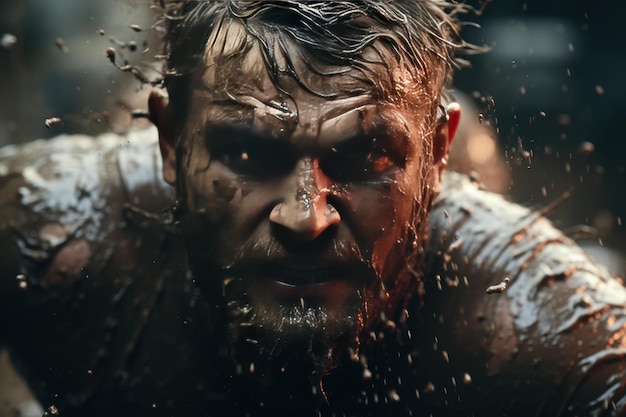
xmin=209 ymin=133 xmax=296 ymax=179
xmin=320 ymin=145 xmax=398 ymax=183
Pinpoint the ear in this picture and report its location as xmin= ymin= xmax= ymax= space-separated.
xmin=148 ymin=89 xmax=177 ymax=186
xmin=432 ymin=102 xmax=461 ymax=190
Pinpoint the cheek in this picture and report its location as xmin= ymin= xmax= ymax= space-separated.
xmin=342 ymin=180 xmax=414 ymax=266
xmin=179 ymin=135 xmax=245 ymax=221
xmin=185 ymin=165 xmax=243 ymax=222
xmin=342 ymin=160 xmax=424 ymax=284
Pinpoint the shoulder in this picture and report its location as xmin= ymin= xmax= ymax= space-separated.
xmin=0 ymin=128 xmax=173 ymax=337
xmin=427 ymin=171 xmax=626 ymax=416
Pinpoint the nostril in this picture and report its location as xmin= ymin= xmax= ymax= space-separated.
xmin=270 ymin=215 xmax=340 ymax=248
xmin=269 ymin=198 xmax=341 ymax=242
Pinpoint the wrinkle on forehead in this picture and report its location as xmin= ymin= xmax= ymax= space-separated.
xmin=193 ymin=19 xmax=430 ymax=143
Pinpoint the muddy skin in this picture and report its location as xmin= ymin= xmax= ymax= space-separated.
xmin=158 ymin=19 xmax=448 ymax=410
xmin=1 ymin=2 xmax=625 ymax=415
xmin=0 ymin=130 xmax=625 ymax=416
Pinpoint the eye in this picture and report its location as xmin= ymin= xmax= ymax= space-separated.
xmin=209 ymin=132 xmax=296 ymax=179
xmin=320 ymin=145 xmax=399 ymax=183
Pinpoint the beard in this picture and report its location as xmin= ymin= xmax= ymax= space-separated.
xmin=224 ymin=278 xmax=365 ymax=373
xmin=181 ymin=228 xmax=376 ymax=390
xmin=182 ymin=225 xmax=428 ymax=416
xmin=221 ymin=272 xmax=366 ymax=378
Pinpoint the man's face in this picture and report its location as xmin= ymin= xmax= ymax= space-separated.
xmin=159 ymin=22 xmax=448 ymax=369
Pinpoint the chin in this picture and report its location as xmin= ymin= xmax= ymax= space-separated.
xmin=221 ymin=275 xmax=366 ymax=379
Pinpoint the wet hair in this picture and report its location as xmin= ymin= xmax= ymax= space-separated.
xmin=153 ymin=0 xmax=478 ymax=130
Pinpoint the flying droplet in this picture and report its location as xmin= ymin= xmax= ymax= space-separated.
xmin=485 ymin=278 xmax=510 ymax=294
xmin=1 ymin=33 xmax=17 ymax=50
xmin=106 ymin=47 xmax=116 ymax=64
xmin=463 ymin=372 xmax=472 ymax=384
xmin=44 ymin=117 xmax=62 ymax=128
xmin=55 ymin=37 xmax=69 ymax=53
xmin=389 ymin=389 xmax=400 ymax=402
xmin=424 ymin=382 xmax=435 ymax=394
xmin=577 ymin=141 xmax=595 ymax=157
xmin=18 ymin=281 xmax=28 ymax=290
xmin=43 ymin=405 xmax=59 ymax=416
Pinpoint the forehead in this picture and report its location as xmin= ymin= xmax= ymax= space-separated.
xmin=188 ymin=18 xmax=425 ymax=144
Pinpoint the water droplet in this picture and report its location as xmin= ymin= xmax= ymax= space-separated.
xmin=43 ymin=405 xmax=59 ymax=416
xmin=106 ymin=47 xmax=116 ymax=64
xmin=55 ymin=37 xmax=69 ymax=54
xmin=463 ymin=372 xmax=472 ymax=384
xmin=44 ymin=117 xmax=62 ymax=128
xmin=577 ymin=141 xmax=595 ymax=157
xmin=389 ymin=389 xmax=400 ymax=402
xmin=424 ymin=382 xmax=435 ymax=394
xmin=1 ymin=33 xmax=17 ymax=50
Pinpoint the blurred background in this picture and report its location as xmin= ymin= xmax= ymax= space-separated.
xmin=453 ymin=0 xmax=626 ymax=273
xmin=0 ymin=0 xmax=625 ymax=414
xmin=0 ymin=0 xmax=156 ymax=146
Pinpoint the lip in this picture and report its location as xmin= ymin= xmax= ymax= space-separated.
xmin=266 ymin=279 xmax=355 ymax=302
xmin=237 ymin=260 xmax=367 ymax=303
xmin=263 ymin=263 xmax=354 ymax=286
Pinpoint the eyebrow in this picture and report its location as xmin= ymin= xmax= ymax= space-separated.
xmin=337 ymin=125 xmax=411 ymax=163
xmin=319 ymin=108 xmax=412 ymax=155
xmin=204 ymin=121 xmax=265 ymax=143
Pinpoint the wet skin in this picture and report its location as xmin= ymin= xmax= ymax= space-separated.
xmin=1 ymin=17 xmax=626 ymax=417
xmin=155 ymin=24 xmax=457 ymax=359
xmin=0 ymin=132 xmax=626 ymax=416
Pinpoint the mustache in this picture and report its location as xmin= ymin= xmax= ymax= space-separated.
xmin=227 ymin=235 xmax=369 ymax=269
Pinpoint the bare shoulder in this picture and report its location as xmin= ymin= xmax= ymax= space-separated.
xmin=427 ymin=171 xmax=626 ymax=416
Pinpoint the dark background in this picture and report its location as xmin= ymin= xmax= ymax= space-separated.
xmin=456 ymin=0 xmax=626 ymax=271
xmin=0 ymin=0 xmax=625 ymax=274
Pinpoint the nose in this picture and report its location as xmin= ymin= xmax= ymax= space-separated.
xmin=269 ymin=157 xmax=341 ymax=242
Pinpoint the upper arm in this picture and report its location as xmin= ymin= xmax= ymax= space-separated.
xmin=0 ymin=157 xmax=31 ymax=346
xmin=429 ymin=172 xmax=626 ymax=416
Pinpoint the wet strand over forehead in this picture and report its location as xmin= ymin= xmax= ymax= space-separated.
xmin=194 ymin=17 xmax=433 ymax=145
xmin=201 ymin=12 xmax=437 ymax=101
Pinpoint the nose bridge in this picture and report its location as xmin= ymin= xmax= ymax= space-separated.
xmin=295 ymin=157 xmax=323 ymax=208
xmin=269 ymin=157 xmax=340 ymax=241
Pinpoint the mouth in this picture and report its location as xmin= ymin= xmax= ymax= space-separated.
xmin=235 ymin=261 xmax=368 ymax=304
